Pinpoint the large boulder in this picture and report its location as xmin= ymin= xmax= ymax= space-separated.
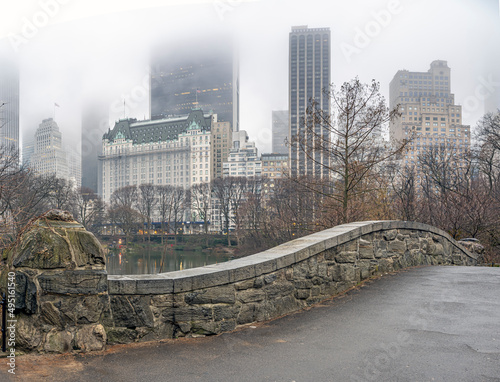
xmin=0 ymin=209 xmax=110 ymax=354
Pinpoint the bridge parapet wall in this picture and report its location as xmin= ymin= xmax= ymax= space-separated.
xmin=2 ymin=217 xmax=481 ymax=352
xmin=104 ymin=221 xmax=479 ymax=344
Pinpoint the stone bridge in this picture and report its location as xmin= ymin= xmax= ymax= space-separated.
xmin=1 ymin=212 xmax=482 ymax=353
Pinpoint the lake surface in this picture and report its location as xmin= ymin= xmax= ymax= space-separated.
xmin=105 ymin=247 xmax=231 ymax=275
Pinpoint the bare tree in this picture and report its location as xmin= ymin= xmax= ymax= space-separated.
xmin=211 ymin=177 xmax=237 ymax=246
xmin=74 ymin=187 xmax=105 ymax=233
xmin=108 ymin=185 xmax=140 ymax=239
xmin=191 ymin=182 xmax=212 ymax=239
xmin=137 ymin=183 xmax=158 ymax=243
xmin=229 ymin=177 xmax=248 ymax=246
xmin=46 ymin=176 xmax=76 ymax=212
xmin=156 ymin=185 xmax=174 ymax=244
xmin=293 ymin=78 xmax=407 ymax=223
xmin=170 ymin=186 xmax=189 ymax=244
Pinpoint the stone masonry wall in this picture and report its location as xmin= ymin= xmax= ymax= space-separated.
xmin=104 ymin=221 xmax=480 ymax=344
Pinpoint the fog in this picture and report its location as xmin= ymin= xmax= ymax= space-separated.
xmin=0 ymin=0 xmax=499 ymax=155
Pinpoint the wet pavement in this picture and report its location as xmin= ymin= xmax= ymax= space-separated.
xmin=2 ymin=266 xmax=499 ymax=382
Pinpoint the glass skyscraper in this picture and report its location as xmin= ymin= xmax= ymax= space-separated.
xmin=0 ymin=51 xmax=20 ymax=155
xmin=150 ymin=34 xmax=239 ymax=132
xmin=289 ymin=26 xmax=331 ymax=178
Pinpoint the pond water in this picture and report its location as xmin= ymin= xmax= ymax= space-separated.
xmin=105 ymin=246 xmax=231 ymax=275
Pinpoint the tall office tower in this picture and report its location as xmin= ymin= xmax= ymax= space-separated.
xmin=22 ymin=137 xmax=35 ymax=167
xmin=150 ymin=33 xmax=239 ymax=132
xmin=389 ymin=60 xmax=471 ymax=170
xmin=272 ymin=110 xmax=288 ymax=154
xmin=81 ymin=100 xmax=109 ymax=192
xmin=0 ymin=52 xmax=20 ymax=154
xmin=289 ymin=26 xmax=331 ymax=178
xmin=31 ymin=118 xmax=69 ymax=180
xmin=211 ymin=119 xmax=232 ymax=179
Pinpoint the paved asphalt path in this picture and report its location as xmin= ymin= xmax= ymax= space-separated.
xmin=2 ymin=266 xmax=500 ymax=382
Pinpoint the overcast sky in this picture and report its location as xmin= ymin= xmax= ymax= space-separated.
xmin=0 ymin=0 xmax=499 ymax=154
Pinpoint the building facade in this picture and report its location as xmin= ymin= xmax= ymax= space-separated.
xmin=30 ymin=118 xmax=69 ymax=180
xmin=211 ymin=121 xmax=232 ymax=179
xmin=389 ymin=60 xmax=471 ymax=170
xmin=81 ymin=99 xmax=109 ymax=192
xmin=150 ymin=34 xmax=239 ymax=132
xmin=272 ymin=110 xmax=289 ymax=154
xmin=223 ymin=130 xmax=261 ymax=178
xmin=98 ymin=109 xmax=216 ymax=203
xmin=67 ymin=149 xmax=82 ymax=189
xmin=0 ymin=53 xmax=19 ymax=154
xmin=288 ymin=25 xmax=331 ymax=178
xmin=22 ymin=137 xmax=35 ymax=167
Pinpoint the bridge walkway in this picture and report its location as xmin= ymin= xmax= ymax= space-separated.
xmin=3 ymin=266 xmax=499 ymax=382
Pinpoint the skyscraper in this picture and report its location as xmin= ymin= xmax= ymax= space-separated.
xmin=31 ymin=118 xmax=69 ymax=180
xmin=389 ymin=60 xmax=471 ymax=169
xmin=289 ymin=26 xmax=331 ymax=177
xmin=150 ymin=33 xmax=239 ymax=132
xmin=0 ymin=52 xmax=20 ymax=155
xmin=272 ymin=110 xmax=288 ymax=154
xmin=81 ymin=99 xmax=109 ymax=192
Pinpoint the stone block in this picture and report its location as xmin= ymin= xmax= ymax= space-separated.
xmin=389 ymin=239 xmax=406 ymax=254
xmin=294 ymin=280 xmax=313 ymax=289
xmin=264 ymin=281 xmax=294 ymax=299
xmin=75 ymin=324 xmax=107 ymax=352
xmin=38 ymin=270 xmax=107 ymax=295
xmin=234 ymin=279 xmax=254 ymax=290
xmin=40 ymin=301 xmax=64 ymax=328
xmin=44 ymin=329 xmax=73 ymax=353
xmin=105 ymin=327 xmax=143 ymax=344
xmin=264 ymin=273 xmax=277 ymax=284
xmin=218 ymin=319 xmax=236 ymax=332
xmin=15 ymin=270 xmax=38 ymax=314
xmin=294 ymin=248 xmax=311 ymax=263
xmin=108 ymin=278 xmax=137 ymax=295
xmin=359 ymin=239 xmax=374 ymax=259
xmin=295 ymin=289 xmax=310 ymax=299
xmin=237 ymin=304 xmax=256 ymax=324
xmin=383 ymin=230 xmax=398 ymax=241
xmin=317 ymin=263 xmax=328 ymax=278
xmin=109 ymin=295 xmax=154 ymax=328
xmin=175 ymin=306 xmax=213 ymax=323
xmin=16 ymin=316 xmax=42 ymax=351
xmin=255 ymin=260 xmax=277 ymax=276
xmin=136 ymin=278 xmax=173 ymax=295
xmin=213 ymin=305 xmax=239 ymax=321
xmin=184 ymin=285 xmax=235 ymax=305
xmin=275 ymin=252 xmax=296 ymax=269
xmin=237 ymin=288 xmax=266 ymax=303
xmin=151 ymin=294 xmax=174 ymax=307
xmin=191 ymin=270 xmax=230 ymax=290
xmin=340 ymin=264 xmax=356 ymax=282
xmin=229 ymin=264 xmax=256 ymax=283
xmin=335 ymin=251 xmax=357 ymax=263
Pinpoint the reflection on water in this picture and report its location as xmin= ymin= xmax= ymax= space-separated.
xmin=105 ymin=246 xmax=230 ymax=275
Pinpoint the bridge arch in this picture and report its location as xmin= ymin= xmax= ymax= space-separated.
xmin=106 ymin=220 xmax=480 ymax=343
xmin=5 ymin=216 xmax=481 ymax=352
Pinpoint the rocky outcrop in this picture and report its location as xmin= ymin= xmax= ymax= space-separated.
xmin=0 ymin=210 xmax=109 ymax=353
